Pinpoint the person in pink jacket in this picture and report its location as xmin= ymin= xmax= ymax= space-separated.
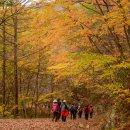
xmin=52 ymin=99 xmax=60 ymax=122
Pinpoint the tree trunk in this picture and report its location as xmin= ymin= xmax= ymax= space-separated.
xmin=35 ymin=50 xmax=41 ymax=117
xmin=13 ymin=6 xmax=19 ymax=116
xmin=2 ymin=20 xmax=6 ymax=117
xmin=19 ymin=70 xmax=22 ymax=93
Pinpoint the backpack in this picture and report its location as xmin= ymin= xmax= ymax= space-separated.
xmin=73 ymin=105 xmax=77 ymax=111
xmin=52 ymin=103 xmax=58 ymax=112
xmin=70 ymin=105 xmax=77 ymax=112
xmin=61 ymin=104 xmax=66 ymax=112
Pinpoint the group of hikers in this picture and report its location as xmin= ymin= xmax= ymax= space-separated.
xmin=51 ymin=99 xmax=94 ymax=122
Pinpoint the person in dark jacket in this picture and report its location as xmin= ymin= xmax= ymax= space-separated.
xmin=61 ymin=100 xmax=69 ymax=122
xmin=57 ymin=98 xmax=61 ymax=120
xmin=70 ymin=104 xmax=74 ymax=119
xmin=70 ymin=104 xmax=78 ymax=120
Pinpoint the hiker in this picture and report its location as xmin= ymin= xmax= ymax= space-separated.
xmin=70 ymin=104 xmax=78 ymax=120
xmin=52 ymin=99 xmax=60 ymax=122
xmin=57 ymin=98 xmax=61 ymax=120
xmin=70 ymin=104 xmax=74 ymax=119
xmin=61 ymin=100 xmax=69 ymax=122
xmin=78 ymin=106 xmax=83 ymax=118
xmin=84 ymin=105 xmax=90 ymax=120
xmin=90 ymin=106 xmax=94 ymax=118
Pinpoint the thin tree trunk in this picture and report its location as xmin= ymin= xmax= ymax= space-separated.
xmin=2 ymin=19 xmax=6 ymax=117
xmin=35 ymin=50 xmax=41 ymax=117
xmin=13 ymin=6 xmax=19 ymax=116
xmin=30 ymin=88 xmax=36 ymax=117
xmin=26 ymin=75 xmax=33 ymax=96
xmin=19 ymin=70 xmax=22 ymax=93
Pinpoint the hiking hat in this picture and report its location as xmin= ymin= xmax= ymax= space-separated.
xmin=63 ymin=100 xmax=66 ymax=103
xmin=53 ymin=99 xmax=57 ymax=103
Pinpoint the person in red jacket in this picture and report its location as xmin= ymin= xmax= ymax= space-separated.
xmin=52 ymin=99 xmax=60 ymax=122
xmin=84 ymin=105 xmax=90 ymax=120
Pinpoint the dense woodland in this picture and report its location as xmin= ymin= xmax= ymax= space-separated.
xmin=0 ymin=0 xmax=130 ymax=129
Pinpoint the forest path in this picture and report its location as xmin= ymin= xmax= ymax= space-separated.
xmin=0 ymin=114 xmax=104 ymax=130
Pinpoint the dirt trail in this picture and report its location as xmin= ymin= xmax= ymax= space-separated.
xmin=0 ymin=115 xmax=104 ymax=130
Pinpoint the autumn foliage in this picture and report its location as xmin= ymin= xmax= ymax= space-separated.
xmin=0 ymin=0 xmax=130 ymax=129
